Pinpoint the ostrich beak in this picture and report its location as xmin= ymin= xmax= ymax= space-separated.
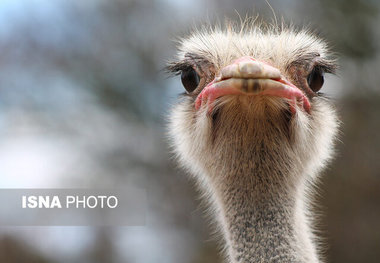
xmin=195 ymin=56 xmax=311 ymax=114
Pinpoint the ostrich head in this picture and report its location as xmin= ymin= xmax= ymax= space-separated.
xmin=167 ymin=22 xmax=339 ymax=263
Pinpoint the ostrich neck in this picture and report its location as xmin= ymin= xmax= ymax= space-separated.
xmin=208 ymin=159 xmax=319 ymax=263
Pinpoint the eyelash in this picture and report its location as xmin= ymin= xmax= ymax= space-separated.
xmin=166 ymin=62 xmax=194 ymax=76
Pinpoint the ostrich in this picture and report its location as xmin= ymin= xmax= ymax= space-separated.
xmin=167 ymin=21 xmax=339 ymax=263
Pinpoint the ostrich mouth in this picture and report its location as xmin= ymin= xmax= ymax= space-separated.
xmin=195 ymin=56 xmax=311 ymax=114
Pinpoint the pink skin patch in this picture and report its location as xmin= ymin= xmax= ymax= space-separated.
xmin=195 ymin=56 xmax=311 ymax=114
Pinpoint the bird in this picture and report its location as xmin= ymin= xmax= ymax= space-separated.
xmin=167 ymin=20 xmax=339 ymax=263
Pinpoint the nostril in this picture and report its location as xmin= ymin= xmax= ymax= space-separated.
xmin=219 ymin=57 xmax=282 ymax=81
xmin=239 ymin=62 xmax=263 ymax=75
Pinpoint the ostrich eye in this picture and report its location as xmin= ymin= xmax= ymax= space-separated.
xmin=181 ymin=67 xmax=200 ymax=93
xmin=307 ymin=66 xmax=324 ymax=93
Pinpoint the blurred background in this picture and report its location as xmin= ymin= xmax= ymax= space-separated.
xmin=0 ymin=0 xmax=379 ymax=262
